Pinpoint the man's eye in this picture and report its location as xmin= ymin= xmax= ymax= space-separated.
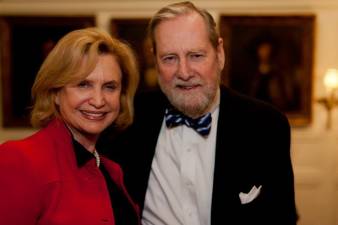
xmin=190 ymin=54 xmax=204 ymax=60
xmin=162 ymin=55 xmax=176 ymax=63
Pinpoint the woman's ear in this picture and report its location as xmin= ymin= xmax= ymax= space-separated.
xmin=54 ymin=92 xmax=60 ymax=106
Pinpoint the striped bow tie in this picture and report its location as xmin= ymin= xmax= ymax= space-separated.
xmin=164 ymin=108 xmax=212 ymax=136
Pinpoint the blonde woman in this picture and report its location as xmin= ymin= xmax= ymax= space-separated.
xmin=0 ymin=27 xmax=140 ymax=225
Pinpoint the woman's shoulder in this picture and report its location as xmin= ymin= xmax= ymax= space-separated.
xmin=0 ymin=128 xmax=51 ymax=167
xmin=0 ymin=120 xmax=71 ymax=186
xmin=1 ymin=124 xmax=50 ymax=150
xmin=0 ymin=120 xmax=70 ymax=165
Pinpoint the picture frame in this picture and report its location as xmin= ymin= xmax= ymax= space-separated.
xmin=219 ymin=15 xmax=315 ymax=126
xmin=0 ymin=16 xmax=95 ymax=127
xmin=110 ymin=18 xmax=159 ymax=92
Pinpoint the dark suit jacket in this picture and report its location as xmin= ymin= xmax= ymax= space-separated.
xmin=0 ymin=119 xmax=139 ymax=225
xmin=102 ymin=86 xmax=298 ymax=225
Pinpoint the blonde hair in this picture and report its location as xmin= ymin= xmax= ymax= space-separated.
xmin=31 ymin=27 xmax=139 ymax=130
xmin=148 ymin=1 xmax=219 ymax=54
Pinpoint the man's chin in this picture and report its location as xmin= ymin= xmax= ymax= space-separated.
xmin=172 ymin=100 xmax=207 ymax=118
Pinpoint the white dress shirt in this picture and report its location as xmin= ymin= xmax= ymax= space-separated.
xmin=142 ymin=95 xmax=220 ymax=225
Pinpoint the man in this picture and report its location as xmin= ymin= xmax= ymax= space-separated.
xmin=102 ymin=1 xmax=298 ymax=225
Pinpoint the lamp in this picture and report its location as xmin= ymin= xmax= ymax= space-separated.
xmin=317 ymin=68 xmax=338 ymax=129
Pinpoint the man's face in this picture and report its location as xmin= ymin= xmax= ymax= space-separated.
xmin=154 ymin=12 xmax=224 ymax=118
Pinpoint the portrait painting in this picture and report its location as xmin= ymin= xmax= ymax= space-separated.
xmin=219 ymin=15 xmax=315 ymax=126
xmin=0 ymin=16 xmax=95 ymax=127
xmin=110 ymin=18 xmax=159 ymax=92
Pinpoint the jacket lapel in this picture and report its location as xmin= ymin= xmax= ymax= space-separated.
xmin=124 ymin=91 xmax=168 ymax=208
xmin=211 ymin=88 xmax=243 ymax=224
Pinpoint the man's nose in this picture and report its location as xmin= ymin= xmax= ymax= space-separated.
xmin=176 ymin=58 xmax=193 ymax=80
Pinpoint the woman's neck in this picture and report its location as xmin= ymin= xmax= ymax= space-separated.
xmin=66 ymin=125 xmax=98 ymax=153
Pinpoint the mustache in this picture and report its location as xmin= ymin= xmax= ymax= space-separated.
xmin=173 ymin=79 xmax=203 ymax=87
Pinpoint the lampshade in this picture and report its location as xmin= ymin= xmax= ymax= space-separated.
xmin=324 ymin=68 xmax=338 ymax=90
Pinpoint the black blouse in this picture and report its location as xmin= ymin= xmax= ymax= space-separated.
xmin=72 ymin=138 xmax=139 ymax=225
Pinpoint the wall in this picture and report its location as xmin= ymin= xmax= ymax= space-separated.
xmin=1 ymin=1 xmax=338 ymax=225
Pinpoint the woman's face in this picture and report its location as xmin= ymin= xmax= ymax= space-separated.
xmin=55 ymin=54 xmax=122 ymax=143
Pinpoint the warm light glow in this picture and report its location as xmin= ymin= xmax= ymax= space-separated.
xmin=324 ymin=68 xmax=338 ymax=90
xmin=318 ymin=68 xmax=338 ymax=129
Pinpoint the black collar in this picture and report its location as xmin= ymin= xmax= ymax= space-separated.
xmin=72 ymin=138 xmax=96 ymax=167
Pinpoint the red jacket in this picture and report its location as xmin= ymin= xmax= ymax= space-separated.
xmin=0 ymin=119 xmax=139 ymax=225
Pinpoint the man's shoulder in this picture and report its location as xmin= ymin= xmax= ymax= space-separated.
xmin=134 ymin=89 xmax=167 ymax=114
xmin=135 ymin=89 xmax=166 ymax=103
xmin=220 ymin=86 xmax=289 ymax=126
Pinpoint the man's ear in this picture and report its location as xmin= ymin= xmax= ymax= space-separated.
xmin=152 ymin=47 xmax=160 ymax=70
xmin=217 ymin=37 xmax=225 ymax=71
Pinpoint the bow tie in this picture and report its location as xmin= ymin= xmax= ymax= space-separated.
xmin=164 ymin=108 xmax=212 ymax=136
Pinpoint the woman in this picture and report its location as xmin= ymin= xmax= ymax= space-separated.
xmin=0 ymin=27 xmax=140 ymax=225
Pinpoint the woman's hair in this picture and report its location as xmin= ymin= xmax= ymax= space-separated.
xmin=148 ymin=1 xmax=219 ymax=54
xmin=31 ymin=27 xmax=139 ymax=130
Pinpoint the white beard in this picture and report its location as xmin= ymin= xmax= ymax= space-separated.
xmin=159 ymin=78 xmax=218 ymax=118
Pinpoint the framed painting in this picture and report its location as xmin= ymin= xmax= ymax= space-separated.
xmin=110 ymin=18 xmax=159 ymax=92
xmin=219 ymin=15 xmax=315 ymax=126
xmin=0 ymin=16 xmax=95 ymax=127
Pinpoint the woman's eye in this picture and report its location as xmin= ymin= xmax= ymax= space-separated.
xmin=105 ymin=84 xmax=116 ymax=90
xmin=77 ymin=81 xmax=90 ymax=88
xmin=104 ymin=82 xmax=119 ymax=91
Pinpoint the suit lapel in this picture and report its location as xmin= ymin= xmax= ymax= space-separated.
xmin=211 ymin=88 xmax=242 ymax=224
xmin=136 ymin=91 xmax=168 ymax=159
xmin=128 ymin=91 xmax=168 ymax=208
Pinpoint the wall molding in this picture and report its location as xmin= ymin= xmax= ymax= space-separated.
xmin=1 ymin=0 xmax=338 ymax=15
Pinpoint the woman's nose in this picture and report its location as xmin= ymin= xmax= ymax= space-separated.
xmin=89 ymin=89 xmax=105 ymax=108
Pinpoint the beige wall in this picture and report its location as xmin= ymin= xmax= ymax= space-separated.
xmin=1 ymin=1 xmax=338 ymax=225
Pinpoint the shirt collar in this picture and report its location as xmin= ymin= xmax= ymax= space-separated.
xmin=72 ymin=137 xmax=96 ymax=167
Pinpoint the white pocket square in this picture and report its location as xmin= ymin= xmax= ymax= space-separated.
xmin=239 ymin=185 xmax=262 ymax=204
